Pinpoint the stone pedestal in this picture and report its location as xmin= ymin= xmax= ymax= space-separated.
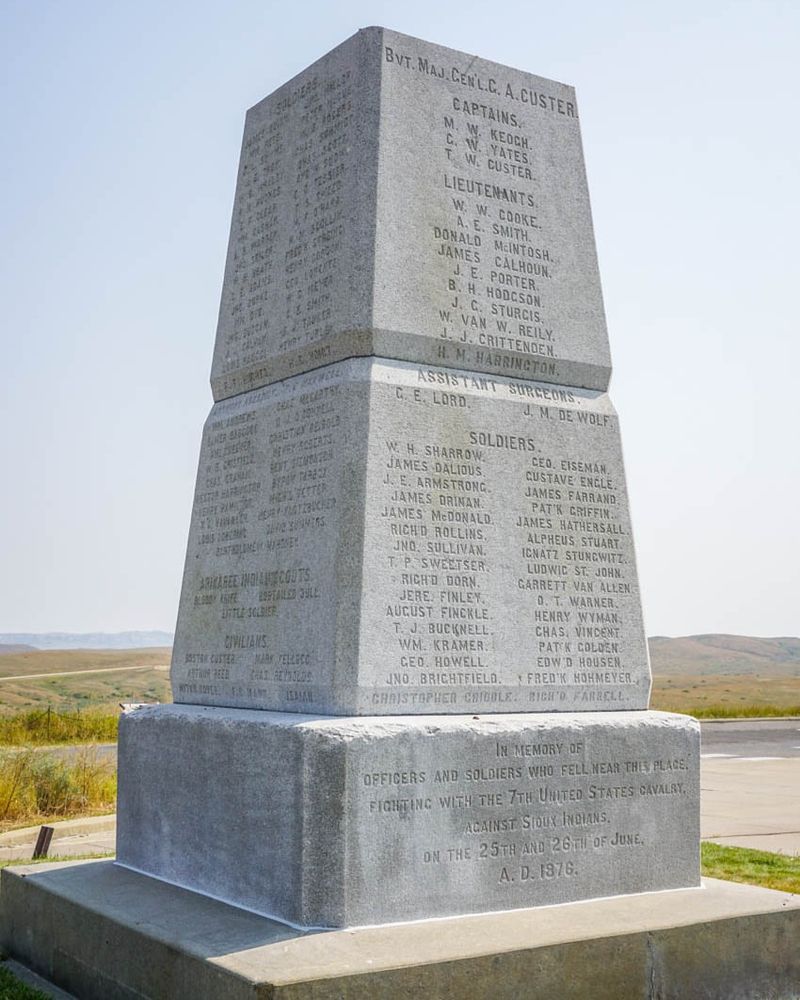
xmin=117 ymin=706 xmax=699 ymax=928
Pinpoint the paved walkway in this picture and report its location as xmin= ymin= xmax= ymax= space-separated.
xmin=700 ymin=719 xmax=800 ymax=855
xmin=701 ymin=756 xmax=800 ymax=855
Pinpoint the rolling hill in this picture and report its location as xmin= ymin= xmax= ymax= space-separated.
xmin=649 ymin=634 xmax=800 ymax=677
xmin=0 ymin=648 xmax=172 ymax=714
xmin=648 ymin=634 xmax=800 ymax=715
xmin=0 ymin=631 xmax=174 ymax=650
xmin=0 ymin=633 xmax=796 ymax=717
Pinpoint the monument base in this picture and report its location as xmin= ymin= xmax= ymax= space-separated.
xmin=117 ymin=705 xmax=699 ymax=927
xmin=2 ymin=861 xmax=799 ymax=1000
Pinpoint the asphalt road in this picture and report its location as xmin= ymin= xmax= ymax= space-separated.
xmin=700 ymin=719 xmax=800 ymax=759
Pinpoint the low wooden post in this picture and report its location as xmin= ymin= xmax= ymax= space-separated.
xmin=32 ymin=825 xmax=54 ymax=859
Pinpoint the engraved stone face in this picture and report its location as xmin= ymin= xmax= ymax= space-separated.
xmin=210 ymin=27 xmax=611 ymax=400
xmin=118 ymin=706 xmax=700 ymax=927
xmin=171 ymin=358 xmax=650 ymax=715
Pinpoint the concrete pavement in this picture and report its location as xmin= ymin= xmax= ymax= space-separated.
xmin=700 ymin=719 xmax=800 ymax=855
xmin=700 ymin=718 xmax=800 ymax=758
xmin=701 ymin=755 xmax=800 ymax=855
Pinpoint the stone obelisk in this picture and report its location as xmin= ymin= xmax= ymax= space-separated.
xmin=116 ymin=27 xmax=700 ymax=928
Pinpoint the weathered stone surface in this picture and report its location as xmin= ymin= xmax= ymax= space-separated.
xmin=172 ymin=359 xmax=367 ymax=714
xmin=112 ymin=26 xmax=698 ymax=950
xmin=210 ymin=27 xmax=610 ymax=399
xmin=172 ymin=358 xmax=649 ymax=715
xmin=117 ymin=705 xmax=699 ymax=928
xmin=4 ymin=862 xmax=800 ymax=1000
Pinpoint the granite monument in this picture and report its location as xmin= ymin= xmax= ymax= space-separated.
xmin=116 ymin=26 xmax=700 ymax=928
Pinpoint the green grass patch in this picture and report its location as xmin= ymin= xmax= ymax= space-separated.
xmin=688 ymin=704 xmax=800 ymax=719
xmin=701 ymin=842 xmax=800 ymax=894
xmin=0 ymin=962 xmax=49 ymax=1000
xmin=0 ymin=852 xmax=113 ymax=870
xmin=0 ymin=709 xmax=118 ymax=746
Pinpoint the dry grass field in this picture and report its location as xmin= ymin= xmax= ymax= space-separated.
xmin=1 ymin=637 xmax=798 ymax=718
xmin=650 ymin=634 xmax=800 ymax=716
xmin=0 ymin=745 xmax=116 ymax=832
xmin=0 ymin=649 xmax=172 ymax=714
xmin=650 ymin=673 xmax=800 ymax=715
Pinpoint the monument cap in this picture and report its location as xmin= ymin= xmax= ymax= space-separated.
xmin=210 ymin=27 xmax=611 ymax=400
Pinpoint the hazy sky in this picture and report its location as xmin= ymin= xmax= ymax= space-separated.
xmin=1 ymin=1 xmax=797 ymax=637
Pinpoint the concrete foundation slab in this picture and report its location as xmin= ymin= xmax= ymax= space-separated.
xmin=2 ymin=959 xmax=76 ymax=1000
xmin=2 ymin=860 xmax=798 ymax=1000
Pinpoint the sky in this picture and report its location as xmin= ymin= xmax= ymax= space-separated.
xmin=1 ymin=0 xmax=798 ymax=638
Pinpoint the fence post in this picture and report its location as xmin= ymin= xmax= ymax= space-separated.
xmin=33 ymin=825 xmax=54 ymax=859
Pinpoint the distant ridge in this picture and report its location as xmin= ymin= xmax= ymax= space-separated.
xmin=0 ymin=631 xmax=174 ymax=650
xmin=2 ymin=631 xmax=796 ymax=667
xmin=649 ymin=634 xmax=800 ymax=677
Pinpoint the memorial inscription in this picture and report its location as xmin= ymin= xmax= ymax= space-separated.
xmin=211 ymin=27 xmax=610 ymax=399
xmin=172 ymin=359 xmax=649 ymax=715
xmin=119 ymin=707 xmax=699 ymax=927
xmin=373 ymin=32 xmax=609 ymax=389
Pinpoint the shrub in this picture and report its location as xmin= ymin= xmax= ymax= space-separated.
xmin=0 ymin=709 xmax=118 ymax=746
xmin=0 ymin=747 xmax=115 ymax=827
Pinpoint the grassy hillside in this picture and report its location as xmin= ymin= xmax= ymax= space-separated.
xmin=649 ymin=635 xmax=800 ymax=676
xmin=1 ymin=636 xmax=798 ymax=718
xmin=0 ymin=648 xmax=172 ymax=714
xmin=649 ymin=634 xmax=800 ymax=715
xmin=0 ymin=648 xmax=172 ymax=679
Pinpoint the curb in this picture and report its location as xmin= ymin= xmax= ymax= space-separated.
xmin=698 ymin=717 xmax=800 ymax=725
xmin=0 ymin=814 xmax=116 ymax=848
